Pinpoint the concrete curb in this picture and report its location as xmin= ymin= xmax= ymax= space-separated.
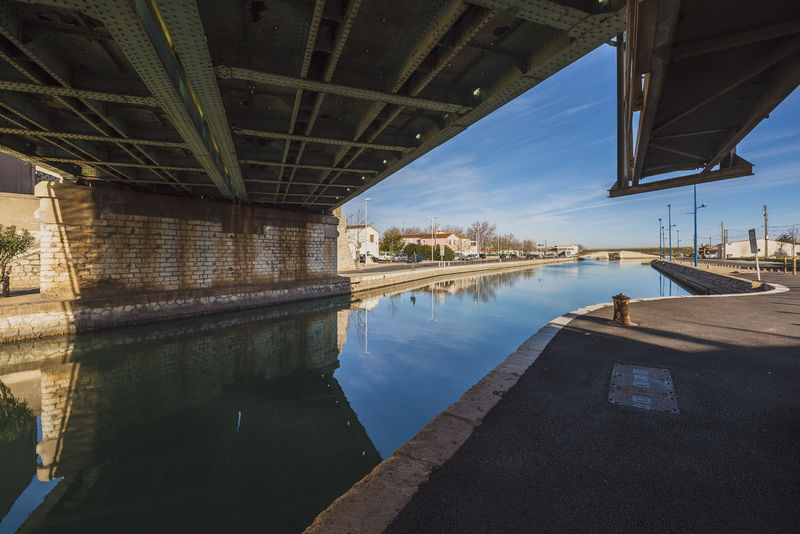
xmin=304 ymin=270 xmax=790 ymax=534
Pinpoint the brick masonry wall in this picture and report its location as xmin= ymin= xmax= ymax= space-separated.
xmin=35 ymin=182 xmax=340 ymax=298
xmin=9 ymin=245 xmax=39 ymax=289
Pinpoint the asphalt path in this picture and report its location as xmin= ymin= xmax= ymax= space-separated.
xmin=386 ymin=271 xmax=800 ymax=533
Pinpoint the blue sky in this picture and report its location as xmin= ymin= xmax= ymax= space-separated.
xmin=343 ymin=45 xmax=800 ymax=248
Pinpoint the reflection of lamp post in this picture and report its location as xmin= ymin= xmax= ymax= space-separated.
xmin=693 ymin=185 xmax=707 ymax=267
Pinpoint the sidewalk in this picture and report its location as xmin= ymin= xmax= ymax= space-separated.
xmin=384 ymin=270 xmax=800 ymax=533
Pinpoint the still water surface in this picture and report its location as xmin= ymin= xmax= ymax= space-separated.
xmin=0 ymin=262 xmax=687 ymax=533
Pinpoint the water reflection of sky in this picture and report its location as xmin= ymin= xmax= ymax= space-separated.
xmin=336 ymin=262 xmax=689 ymax=457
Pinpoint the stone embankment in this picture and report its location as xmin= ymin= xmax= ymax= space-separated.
xmin=0 ymin=258 xmax=574 ymax=343
xmin=651 ymin=259 xmax=765 ymax=294
xmin=348 ymin=258 xmax=574 ymax=294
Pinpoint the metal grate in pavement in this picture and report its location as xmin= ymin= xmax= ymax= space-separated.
xmin=608 ymin=364 xmax=679 ymax=413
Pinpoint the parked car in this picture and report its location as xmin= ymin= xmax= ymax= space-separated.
xmin=406 ymin=253 xmax=423 ymax=263
xmin=393 ymin=253 xmax=408 ymax=262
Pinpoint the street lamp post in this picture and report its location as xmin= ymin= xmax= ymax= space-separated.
xmin=658 ymin=218 xmax=662 ymax=258
xmin=677 ymin=229 xmax=680 ymax=257
xmin=668 ymin=204 xmax=672 ymax=261
xmin=693 ymin=184 xmax=707 ymax=267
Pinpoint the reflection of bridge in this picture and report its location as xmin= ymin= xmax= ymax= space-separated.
xmin=0 ymin=299 xmax=381 ymax=532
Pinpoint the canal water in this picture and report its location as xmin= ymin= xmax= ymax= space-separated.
xmin=0 ymin=262 xmax=688 ymax=533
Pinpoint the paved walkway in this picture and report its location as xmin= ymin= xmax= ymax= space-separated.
xmin=386 ymin=271 xmax=800 ymax=533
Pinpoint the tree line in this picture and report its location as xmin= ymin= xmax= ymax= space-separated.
xmin=377 ymin=220 xmax=538 ymax=254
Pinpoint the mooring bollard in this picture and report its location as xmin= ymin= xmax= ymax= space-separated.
xmin=612 ymin=293 xmax=632 ymax=326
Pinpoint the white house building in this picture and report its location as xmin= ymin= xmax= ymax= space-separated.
xmin=346 ymin=224 xmax=380 ymax=258
xmin=718 ymin=238 xmax=798 ymax=259
xmin=400 ymin=232 xmax=477 ymax=255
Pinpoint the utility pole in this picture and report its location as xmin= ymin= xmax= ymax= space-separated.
xmin=677 ymin=229 xmax=680 ymax=256
xmin=763 ymin=204 xmax=769 ymax=259
xmin=720 ymin=222 xmax=724 ymax=260
xmin=658 ymin=218 xmax=662 ymax=258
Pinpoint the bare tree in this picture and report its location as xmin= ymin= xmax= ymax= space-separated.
xmin=440 ymin=224 xmax=466 ymax=236
xmin=467 ymin=221 xmax=496 ymax=253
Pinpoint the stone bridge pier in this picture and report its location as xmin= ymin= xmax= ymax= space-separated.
xmin=0 ymin=181 xmax=354 ymax=337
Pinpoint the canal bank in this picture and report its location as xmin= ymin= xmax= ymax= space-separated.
xmin=306 ymin=264 xmax=799 ymax=533
xmin=0 ymin=258 xmax=574 ymax=342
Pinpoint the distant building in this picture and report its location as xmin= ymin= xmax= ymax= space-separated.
xmin=718 ymin=238 xmax=798 ymax=259
xmin=346 ymin=225 xmax=380 ymax=257
xmin=400 ymin=232 xmax=477 ymax=255
xmin=555 ymin=244 xmax=580 ymax=257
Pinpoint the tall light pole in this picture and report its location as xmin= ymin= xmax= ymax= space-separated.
xmin=667 ymin=204 xmax=672 ymax=261
xmin=677 ymin=229 xmax=680 ymax=257
xmin=658 ymin=218 xmax=662 ymax=258
xmin=693 ymin=184 xmax=707 ymax=267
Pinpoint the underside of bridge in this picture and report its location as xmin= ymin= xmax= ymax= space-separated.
xmin=0 ymin=0 xmax=626 ymax=213
xmin=610 ymin=0 xmax=800 ymax=197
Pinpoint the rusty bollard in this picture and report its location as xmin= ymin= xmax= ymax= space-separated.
xmin=612 ymin=293 xmax=632 ymax=326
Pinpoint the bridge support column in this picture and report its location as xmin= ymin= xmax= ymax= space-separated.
xmin=35 ymin=182 xmax=343 ymax=300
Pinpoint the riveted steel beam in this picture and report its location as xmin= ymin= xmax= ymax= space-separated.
xmin=25 ymin=0 xmax=239 ymax=199
xmin=245 ymin=178 xmax=356 ymax=189
xmin=0 ymin=80 xmax=157 ymax=106
xmin=464 ymin=0 xmax=589 ymax=31
xmin=0 ymin=127 xmax=186 ymax=147
xmin=39 ymin=157 xmax=201 ymax=171
xmin=217 ymin=67 xmax=471 ymax=114
xmin=304 ymin=0 xmax=470 ymax=205
xmin=240 ymin=160 xmax=378 ymax=174
xmin=279 ymin=0 xmax=361 ymax=202
xmin=232 ymin=128 xmax=411 ymax=152
xmin=153 ymin=0 xmax=247 ymax=200
xmin=331 ymin=5 xmax=626 ymax=209
xmin=276 ymin=0 xmax=327 ymax=195
xmin=1 ymin=1 xmax=188 ymax=193
xmin=306 ymin=4 xmax=494 ymax=205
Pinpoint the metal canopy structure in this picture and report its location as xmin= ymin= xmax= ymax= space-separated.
xmin=610 ymin=0 xmax=800 ymax=197
xmin=0 ymin=0 xmax=625 ymax=212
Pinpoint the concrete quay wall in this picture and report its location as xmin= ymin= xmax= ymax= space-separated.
xmin=651 ymin=260 xmax=765 ymax=294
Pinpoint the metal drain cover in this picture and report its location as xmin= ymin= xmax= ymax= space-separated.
xmin=608 ymin=364 xmax=679 ymax=413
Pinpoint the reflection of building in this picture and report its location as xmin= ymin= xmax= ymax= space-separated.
xmin=0 ymin=299 xmax=380 ymax=533
xmin=401 ymin=232 xmax=476 ymax=254
xmin=346 ymin=224 xmax=380 ymax=257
